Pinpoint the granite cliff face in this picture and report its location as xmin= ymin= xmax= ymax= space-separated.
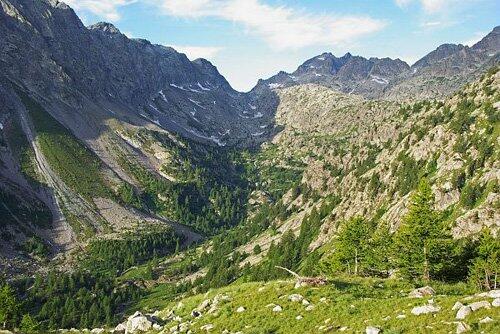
xmin=0 ymin=0 xmax=270 ymax=148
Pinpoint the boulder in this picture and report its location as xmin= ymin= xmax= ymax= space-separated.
xmin=90 ymin=329 xmax=104 ymax=334
xmin=479 ymin=316 xmax=494 ymax=324
xmin=114 ymin=323 xmax=126 ymax=333
xmin=296 ymin=315 xmax=303 ymax=320
xmin=456 ymin=322 xmax=470 ymax=334
xmin=288 ymin=294 xmax=304 ymax=302
xmin=409 ymin=286 xmax=435 ymax=298
xmin=365 ymin=326 xmax=381 ymax=334
xmin=272 ymin=305 xmax=283 ymax=312
xmin=476 ymin=290 xmax=500 ymax=299
xmin=469 ymin=300 xmax=490 ymax=311
xmin=452 ymin=302 xmax=464 ymax=311
xmin=125 ymin=312 xmax=153 ymax=334
xmin=302 ymin=299 xmax=310 ymax=306
xmin=305 ymin=305 xmax=315 ymax=311
xmin=198 ymin=299 xmax=211 ymax=311
xmin=411 ymin=305 xmax=440 ymax=315
xmin=492 ymin=298 xmax=500 ymax=307
xmin=200 ymin=324 xmax=214 ymax=332
xmin=456 ymin=306 xmax=472 ymax=320
xmin=236 ymin=306 xmax=246 ymax=313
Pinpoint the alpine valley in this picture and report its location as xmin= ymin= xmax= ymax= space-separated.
xmin=0 ymin=1 xmax=499 ymax=333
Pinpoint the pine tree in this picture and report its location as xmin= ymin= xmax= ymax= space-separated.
xmin=330 ymin=217 xmax=371 ymax=276
xmin=468 ymin=230 xmax=500 ymax=290
xmin=0 ymin=284 xmax=19 ymax=329
xmin=394 ymin=179 xmax=444 ymax=281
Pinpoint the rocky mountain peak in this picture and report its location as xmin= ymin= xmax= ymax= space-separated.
xmin=472 ymin=25 xmax=500 ymax=52
xmin=88 ymin=22 xmax=122 ymax=35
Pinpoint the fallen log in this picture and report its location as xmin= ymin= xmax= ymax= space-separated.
xmin=275 ymin=266 xmax=328 ymax=288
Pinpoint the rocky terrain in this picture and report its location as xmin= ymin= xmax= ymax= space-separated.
xmin=0 ymin=1 xmax=499 ymax=333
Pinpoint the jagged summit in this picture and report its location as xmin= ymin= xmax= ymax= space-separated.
xmin=88 ymin=22 xmax=122 ymax=35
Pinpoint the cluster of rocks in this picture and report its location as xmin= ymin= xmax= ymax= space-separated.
xmin=113 ymin=311 xmax=163 ymax=334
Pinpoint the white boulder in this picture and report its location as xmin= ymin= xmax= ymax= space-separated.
xmin=125 ymin=312 xmax=153 ymax=334
xmin=456 ymin=306 xmax=472 ymax=320
xmin=365 ymin=326 xmax=381 ymax=334
xmin=409 ymin=286 xmax=435 ymax=298
xmin=411 ymin=305 xmax=440 ymax=315
xmin=469 ymin=300 xmax=491 ymax=311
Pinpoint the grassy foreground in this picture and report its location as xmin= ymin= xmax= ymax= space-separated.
xmin=152 ymin=277 xmax=499 ymax=334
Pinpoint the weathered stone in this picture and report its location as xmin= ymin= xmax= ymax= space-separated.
xmin=456 ymin=321 xmax=470 ymax=334
xmin=492 ymin=298 xmax=500 ymax=307
xmin=452 ymin=302 xmax=464 ymax=311
xmin=409 ymin=286 xmax=435 ymax=298
xmin=479 ymin=316 xmax=494 ymax=324
xmin=200 ymin=324 xmax=214 ymax=332
xmin=236 ymin=306 xmax=246 ymax=313
xmin=411 ymin=305 xmax=440 ymax=315
xmin=125 ymin=312 xmax=153 ymax=334
xmin=365 ymin=326 xmax=381 ymax=334
xmin=469 ymin=300 xmax=491 ymax=311
xmin=456 ymin=306 xmax=472 ymax=320
xmin=197 ymin=300 xmax=211 ymax=311
xmin=272 ymin=305 xmax=283 ymax=312
xmin=288 ymin=294 xmax=304 ymax=302
xmin=114 ymin=323 xmax=126 ymax=333
xmin=305 ymin=305 xmax=315 ymax=311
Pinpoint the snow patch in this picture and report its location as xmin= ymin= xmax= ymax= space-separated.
xmin=253 ymin=112 xmax=263 ymax=119
xmin=197 ymin=82 xmax=211 ymax=91
xmin=159 ymin=90 xmax=168 ymax=102
xmin=268 ymin=83 xmax=283 ymax=89
xmin=187 ymin=129 xmax=226 ymax=146
xmin=188 ymin=98 xmax=206 ymax=110
xmin=0 ymin=122 xmax=3 ymax=131
xmin=249 ymin=103 xmax=257 ymax=110
xmin=140 ymin=113 xmax=161 ymax=126
xmin=170 ymin=83 xmax=188 ymax=91
xmin=149 ymin=104 xmax=161 ymax=113
xmin=370 ymin=75 xmax=389 ymax=85
xmin=259 ymin=124 xmax=268 ymax=129
xmin=317 ymin=57 xmax=325 ymax=60
xmin=251 ymin=131 xmax=265 ymax=137
xmin=314 ymin=73 xmax=322 ymax=77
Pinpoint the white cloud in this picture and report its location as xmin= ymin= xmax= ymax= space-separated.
xmin=169 ymin=45 xmax=223 ymax=60
xmin=395 ymin=0 xmax=468 ymax=13
xmin=155 ymin=0 xmax=386 ymax=50
xmin=64 ymin=0 xmax=137 ymax=21
xmin=420 ymin=21 xmax=443 ymax=28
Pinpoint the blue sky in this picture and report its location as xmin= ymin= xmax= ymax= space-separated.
xmin=66 ymin=0 xmax=499 ymax=92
